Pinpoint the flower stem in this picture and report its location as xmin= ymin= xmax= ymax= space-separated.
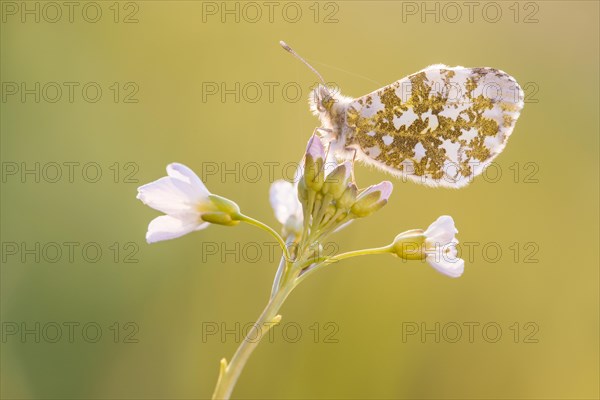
xmin=236 ymin=214 xmax=291 ymax=261
xmin=270 ymin=255 xmax=287 ymax=299
xmin=328 ymin=245 xmax=392 ymax=262
xmin=296 ymin=245 xmax=392 ymax=285
xmin=211 ymin=282 xmax=295 ymax=400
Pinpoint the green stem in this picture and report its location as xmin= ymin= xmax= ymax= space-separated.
xmin=328 ymin=245 xmax=392 ymax=262
xmin=211 ymin=212 xmax=393 ymax=398
xmin=236 ymin=214 xmax=291 ymax=261
xmin=296 ymin=244 xmax=392 ymax=285
xmin=270 ymin=255 xmax=287 ymax=299
xmin=311 ymin=213 xmax=351 ymax=243
xmin=211 ymin=281 xmax=295 ymax=400
xmin=312 ymin=193 xmax=332 ymax=229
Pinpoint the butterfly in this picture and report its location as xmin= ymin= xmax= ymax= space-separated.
xmin=281 ymin=41 xmax=524 ymax=188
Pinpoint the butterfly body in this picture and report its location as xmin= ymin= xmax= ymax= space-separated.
xmin=310 ymin=64 xmax=524 ymax=188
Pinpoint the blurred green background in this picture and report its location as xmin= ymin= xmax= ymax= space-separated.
xmin=1 ymin=1 xmax=598 ymax=399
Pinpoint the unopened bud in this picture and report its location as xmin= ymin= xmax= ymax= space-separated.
xmin=297 ymin=177 xmax=308 ymax=203
xmin=336 ymin=183 xmax=358 ymax=211
xmin=321 ymin=162 xmax=352 ymax=199
xmin=304 ymin=135 xmax=325 ymax=192
xmin=350 ymin=181 xmax=393 ymax=217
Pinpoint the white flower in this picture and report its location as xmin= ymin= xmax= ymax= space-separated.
xmin=137 ymin=163 xmax=238 ymax=243
xmin=269 ymin=179 xmax=303 ymax=236
xmin=269 ymin=158 xmax=305 ymax=237
xmin=423 ymin=216 xmax=465 ymax=278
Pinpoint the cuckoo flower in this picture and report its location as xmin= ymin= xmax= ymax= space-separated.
xmin=269 ymin=179 xmax=303 ymax=238
xmin=423 ymin=216 xmax=464 ymax=278
xmin=137 ymin=163 xmax=240 ymax=243
xmin=139 ymin=134 xmax=466 ymax=400
xmin=391 ymin=215 xmax=464 ymax=278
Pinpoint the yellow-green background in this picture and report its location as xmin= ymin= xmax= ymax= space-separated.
xmin=1 ymin=1 xmax=598 ymax=399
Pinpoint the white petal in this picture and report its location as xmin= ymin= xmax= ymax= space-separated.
xmin=167 ymin=163 xmax=208 ymax=192
xmin=425 ymin=215 xmax=457 ymax=244
xmin=269 ymin=180 xmax=302 ymax=224
xmin=166 ymin=163 xmax=210 ymax=200
xmin=358 ymin=181 xmax=393 ymax=202
xmin=305 ymin=135 xmax=325 ymax=161
xmin=426 ymin=254 xmax=465 ymax=278
xmin=137 ymin=177 xmax=195 ymax=215
xmin=146 ymin=215 xmax=208 ymax=243
xmin=137 ymin=163 xmax=210 ymax=216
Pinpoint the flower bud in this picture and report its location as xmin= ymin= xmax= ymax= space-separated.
xmin=336 ymin=183 xmax=358 ymax=211
xmin=350 ymin=181 xmax=393 ymax=217
xmin=297 ymin=176 xmax=308 ymax=204
xmin=321 ymin=162 xmax=352 ymax=200
xmin=321 ymin=203 xmax=337 ymax=225
xmin=303 ymin=135 xmax=325 ymax=192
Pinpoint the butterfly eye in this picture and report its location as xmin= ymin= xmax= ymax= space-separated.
xmin=318 ymin=86 xmax=338 ymax=112
xmin=315 ymin=86 xmax=329 ymax=112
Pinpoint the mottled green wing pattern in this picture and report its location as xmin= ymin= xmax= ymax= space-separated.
xmin=346 ymin=65 xmax=524 ymax=187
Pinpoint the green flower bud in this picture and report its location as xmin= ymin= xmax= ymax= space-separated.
xmin=304 ymin=136 xmax=325 ymax=192
xmin=304 ymin=158 xmax=324 ymax=192
xmin=350 ymin=181 xmax=393 ymax=218
xmin=321 ymin=162 xmax=351 ymax=200
xmin=336 ymin=183 xmax=358 ymax=212
xmin=321 ymin=203 xmax=337 ymax=225
xmin=297 ymin=176 xmax=308 ymax=204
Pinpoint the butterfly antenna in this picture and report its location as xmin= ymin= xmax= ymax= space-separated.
xmin=280 ymin=41 xmax=326 ymax=85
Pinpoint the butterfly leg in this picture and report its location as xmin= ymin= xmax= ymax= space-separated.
xmin=315 ymin=127 xmax=333 ymax=138
xmin=349 ymin=147 xmax=357 ymax=183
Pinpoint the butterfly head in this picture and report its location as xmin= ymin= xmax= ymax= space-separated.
xmin=279 ymin=41 xmax=352 ymax=156
xmin=309 ymin=84 xmax=354 ymax=156
xmin=309 ymin=84 xmax=336 ymax=114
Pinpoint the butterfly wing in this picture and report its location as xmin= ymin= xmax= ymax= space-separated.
xmin=345 ymin=65 xmax=524 ymax=188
